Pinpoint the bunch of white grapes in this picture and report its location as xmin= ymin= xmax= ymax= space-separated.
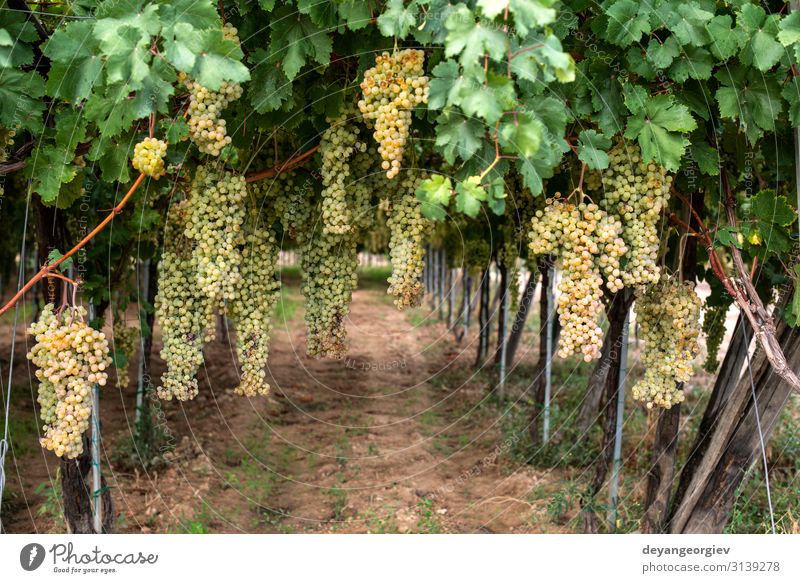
xmin=529 ymin=198 xmax=627 ymax=361
xmin=600 ymin=143 xmax=672 ymax=287
xmin=112 ymin=320 xmax=139 ymax=388
xmin=272 ymin=171 xmax=314 ymax=240
xmin=386 ymin=173 xmax=430 ymax=309
xmin=183 ymin=167 xmax=247 ymax=336
xmin=319 ymin=112 xmax=366 ymax=235
xmin=230 ymin=211 xmax=281 ymax=397
xmin=132 ymin=137 xmax=168 ymax=178
xmin=632 ymin=277 xmax=701 ymax=409
xmin=358 ymin=49 xmax=429 ymax=179
xmin=301 ymin=232 xmax=360 ymax=358
xmin=155 ymin=201 xmax=209 ymax=401
xmin=26 ymin=304 xmax=112 ymax=458
xmin=180 ymin=24 xmax=243 ymax=157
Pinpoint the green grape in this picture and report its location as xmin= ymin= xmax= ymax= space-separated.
xmin=183 ymin=167 xmax=247 ymax=337
xmin=112 ymin=319 xmax=139 ymax=388
xmin=132 ymin=137 xmax=168 ymax=178
xmin=230 ymin=210 xmax=281 ymax=397
xmin=632 ymin=277 xmax=702 ymax=409
xmin=319 ymin=109 xmax=366 ymax=235
xmin=528 ymin=198 xmax=627 ymax=361
xmin=702 ymin=303 xmax=728 ymax=373
xmin=358 ymin=50 xmax=429 ymax=179
xmin=601 ymin=142 xmax=673 ymax=288
xmin=386 ymin=173 xmax=430 ymax=309
xmin=26 ymin=304 xmax=112 ymax=458
xmin=155 ymin=200 xmax=210 ymax=401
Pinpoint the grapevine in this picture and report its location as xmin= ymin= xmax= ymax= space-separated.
xmin=632 ymin=277 xmax=702 ymax=409
xmin=26 ymin=304 xmax=112 ymax=459
xmin=358 ymin=50 xmax=429 ymax=179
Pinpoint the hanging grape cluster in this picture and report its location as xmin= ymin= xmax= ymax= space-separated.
xmin=26 ymin=304 xmax=112 ymax=458
xmin=529 ymin=198 xmax=627 ymax=361
xmin=386 ymin=173 xmax=430 ymax=309
xmin=358 ymin=49 xmax=429 ymax=179
xmin=132 ymin=137 xmax=168 ymax=178
xmin=702 ymin=303 xmax=728 ymax=373
xmin=600 ymin=143 xmax=672 ymax=287
xmin=632 ymin=277 xmax=702 ymax=409
xmin=155 ymin=200 xmax=209 ymax=401
xmin=180 ymin=25 xmax=243 ymax=157
xmin=112 ymin=319 xmax=139 ymax=388
xmin=319 ymin=111 xmax=367 ymax=235
xmin=230 ymin=211 xmax=281 ymax=397
xmin=183 ymin=168 xmax=247 ymax=336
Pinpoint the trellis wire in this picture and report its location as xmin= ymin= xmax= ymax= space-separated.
xmin=88 ymin=303 xmax=103 ymax=533
xmin=543 ymin=264 xmax=555 ymax=444
xmin=740 ymin=323 xmax=776 ymax=534
xmin=608 ymin=309 xmax=630 ymax=532
xmin=135 ymin=259 xmax=150 ymax=427
xmin=497 ymin=274 xmax=510 ymax=399
xmin=0 ymin=194 xmax=30 ymax=529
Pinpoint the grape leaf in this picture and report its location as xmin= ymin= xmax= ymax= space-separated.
xmin=623 ymin=94 xmax=696 ymax=171
xmin=434 ymin=111 xmax=485 ymax=164
xmin=416 ymin=174 xmax=452 ymax=220
xmin=458 ymin=73 xmax=516 ymax=124
xmin=668 ymin=45 xmax=713 ymax=83
xmin=499 ymin=113 xmax=543 ymax=158
xmin=55 ymin=110 xmax=88 ymax=153
xmin=455 ymin=176 xmax=487 ymax=217
xmin=604 ymin=0 xmax=650 ymax=47
xmin=778 ymin=11 xmax=800 ymax=46
xmin=689 ymin=141 xmax=720 ymax=176
xmin=24 ymin=145 xmax=79 ymax=204
xmin=340 ymin=0 xmax=373 ymax=31
xmin=269 ymin=6 xmax=333 ymax=80
xmin=577 ymin=129 xmax=611 ymax=170
xmin=378 ymin=0 xmax=419 ymax=39
xmin=705 ymin=14 xmax=743 ymax=61
xmin=445 ymin=5 xmax=507 ymax=71
xmin=43 ymin=21 xmax=103 ymax=103
xmin=0 ymin=69 xmax=45 ymax=132
xmin=751 ymin=190 xmax=796 ymax=227
xmin=646 ymin=36 xmax=680 ymax=70
xmin=249 ymin=50 xmax=293 ymax=113
xmin=715 ymin=66 xmax=782 ymax=144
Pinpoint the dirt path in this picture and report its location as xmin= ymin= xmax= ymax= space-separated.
xmin=2 ymin=286 xmax=565 ymax=534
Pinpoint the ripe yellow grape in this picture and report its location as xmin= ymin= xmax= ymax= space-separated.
xmin=632 ymin=277 xmax=702 ymax=409
xmin=26 ymin=304 xmax=112 ymax=459
xmin=358 ymin=50 xmax=429 ymax=179
xmin=132 ymin=137 xmax=168 ymax=178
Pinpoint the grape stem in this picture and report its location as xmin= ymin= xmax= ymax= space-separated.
xmin=720 ymin=171 xmax=800 ymax=394
xmin=671 ymin=181 xmax=800 ymax=394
